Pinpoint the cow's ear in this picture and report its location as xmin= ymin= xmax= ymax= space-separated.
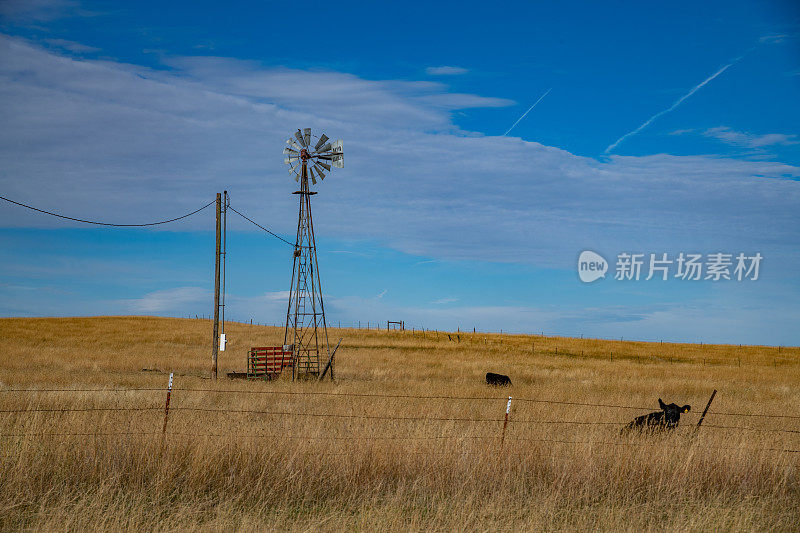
xmin=683 ymin=405 xmax=691 ymax=413
xmin=658 ymin=398 xmax=666 ymax=409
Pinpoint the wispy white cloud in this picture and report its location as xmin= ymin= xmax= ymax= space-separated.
xmin=759 ymin=34 xmax=787 ymax=44
xmin=128 ymin=287 xmax=208 ymax=313
xmin=431 ymin=297 xmax=459 ymax=305
xmin=0 ymin=282 xmax=73 ymax=295
xmin=0 ymin=0 xmax=81 ymax=22
xmin=328 ymin=250 xmax=372 ymax=258
xmin=605 ymin=56 xmax=745 ymax=153
xmin=702 ymin=126 xmax=798 ymax=148
xmin=44 ymin=38 xmax=99 ymax=54
xmin=425 ymin=66 xmax=468 ymax=75
xmin=265 ymin=291 xmax=291 ymax=301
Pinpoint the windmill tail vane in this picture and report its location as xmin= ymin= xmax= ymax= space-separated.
xmin=282 ymin=128 xmax=343 ymax=380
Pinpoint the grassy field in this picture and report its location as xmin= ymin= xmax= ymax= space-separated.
xmin=1 ymin=316 xmax=798 ymax=531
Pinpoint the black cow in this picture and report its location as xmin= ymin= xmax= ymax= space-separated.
xmin=624 ymin=399 xmax=690 ymax=432
xmin=486 ymin=372 xmax=512 ymax=387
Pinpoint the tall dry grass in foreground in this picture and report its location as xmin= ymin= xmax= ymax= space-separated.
xmin=1 ymin=316 xmax=798 ymax=531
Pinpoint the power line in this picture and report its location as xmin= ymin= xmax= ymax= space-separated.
xmin=227 ymin=205 xmax=294 ymax=246
xmin=0 ymin=195 xmax=215 ymax=226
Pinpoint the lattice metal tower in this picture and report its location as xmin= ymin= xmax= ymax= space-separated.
xmin=282 ymin=128 xmax=343 ymax=379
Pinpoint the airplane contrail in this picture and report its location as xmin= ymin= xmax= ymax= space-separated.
xmin=503 ymin=88 xmax=551 ymax=136
xmin=604 ymin=56 xmax=745 ymax=154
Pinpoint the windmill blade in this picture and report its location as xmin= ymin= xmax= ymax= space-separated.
xmin=309 ymin=167 xmax=318 ymax=185
xmin=331 ymin=139 xmax=343 ymax=154
xmin=284 ymin=157 xmax=299 ymax=165
xmin=314 ymin=142 xmax=332 ymax=154
xmin=294 ymin=129 xmax=307 ymax=147
xmin=286 ymin=139 xmax=303 ymax=151
xmin=315 ymin=160 xmax=331 ymax=172
xmin=283 ymin=147 xmax=298 ymax=154
xmin=316 ymin=154 xmax=332 ymax=160
xmin=303 ymin=128 xmax=311 ymax=147
xmin=314 ymin=134 xmax=329 ymax=151
xmin=331 ymin=154 xmax=344 ymax=168
xmin=313 ymin=162 xmax=327 ymax=179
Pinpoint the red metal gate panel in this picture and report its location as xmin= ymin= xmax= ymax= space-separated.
xmin=248 ymin=346 xmax=293 ymax=379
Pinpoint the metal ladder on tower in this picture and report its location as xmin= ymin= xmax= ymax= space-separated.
xmin=293 ymin=261 xmax=320 ymax=378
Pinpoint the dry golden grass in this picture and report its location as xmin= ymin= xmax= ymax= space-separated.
xmin=1 ymin=316 xmax=798 ymax=531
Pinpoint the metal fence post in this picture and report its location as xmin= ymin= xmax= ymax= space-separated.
xmin=500 ymin=396 xmax=512 ymax=449
xmin=162 ymin=372 xmax=174 ymax=437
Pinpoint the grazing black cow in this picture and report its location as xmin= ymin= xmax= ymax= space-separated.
xmin=486 ymin=372 xmax=512 ymax=387
xmin=624 ymin=399 xmax=690 ymax=432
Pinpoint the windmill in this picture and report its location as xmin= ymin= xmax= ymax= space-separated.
xmin=283 ymin=128 xmax=343 ymax=379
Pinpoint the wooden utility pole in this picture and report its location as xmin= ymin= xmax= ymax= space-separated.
xmin=211 ymin=192 xmax=221 ymax=380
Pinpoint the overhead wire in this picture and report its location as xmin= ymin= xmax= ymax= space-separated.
xmin=0 ymin=195 xmax=215 ymax=226
xmin=227 ymin=205 xmax=294 ymax=246
xmin=0 ymin=194 xmax=293 ymax=247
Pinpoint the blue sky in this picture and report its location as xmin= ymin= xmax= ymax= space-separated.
xmin=1 ymin=0 xmax=798 ymax=344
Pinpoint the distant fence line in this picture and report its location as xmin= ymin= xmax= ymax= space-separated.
xmin=177 ymin=316 xmax=799 ymax=369
xmin=180 ymin=315 xmax=799 ymax=352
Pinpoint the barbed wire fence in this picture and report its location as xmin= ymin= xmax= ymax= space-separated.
xmin=1 ymin=385 xmax=797 ymax=454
